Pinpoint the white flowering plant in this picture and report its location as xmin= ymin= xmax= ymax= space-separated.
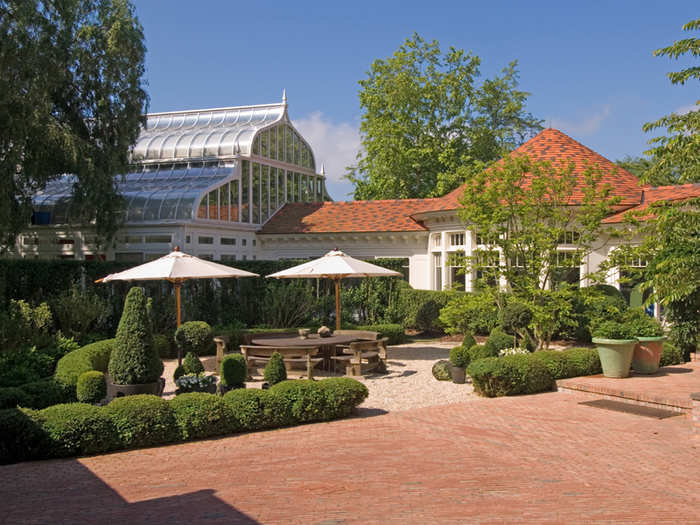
xmin=175 ymin=373 xmax=217 ymax=393
xmin=498 ymin=347 xmax=530 ymax=357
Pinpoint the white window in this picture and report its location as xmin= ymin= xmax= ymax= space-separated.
xmin=558 ymin=231 xmax=581 ymax=245
xmin=221 ymin=254 xmax=237 ymax=262
xmin=145 ymin=235 xmax=171 ymax=244
xmin=433 ymin=253 xmax=442 ymax=290
xmin=449 ymin=233 xmax=465 ymax=247
xmin=432 ymin=234 xmax=441 ymax=248
xmin=221 ymin=237 xmax=236 ymax=245
xmin=198 ymin=236 xmax=214 ymax=245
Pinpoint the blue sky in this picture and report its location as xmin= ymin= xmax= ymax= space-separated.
xmin=132 ymin=1 xmax=698 ymax=200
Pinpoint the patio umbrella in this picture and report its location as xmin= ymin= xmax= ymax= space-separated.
xmin=266 ymin=249 xmax=402 ymax=330
xmin=97 ymin=247 xmax=259 ymax=363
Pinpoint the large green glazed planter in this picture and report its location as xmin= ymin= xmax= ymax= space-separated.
xmin=592 ymin=338 xmax=637 ymax=378
xmin=632 ymin=336 xmax=666 ymax=374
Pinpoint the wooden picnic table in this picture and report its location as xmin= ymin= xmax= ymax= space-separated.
xmin=251 ymin=334 xmax=359 ymax=372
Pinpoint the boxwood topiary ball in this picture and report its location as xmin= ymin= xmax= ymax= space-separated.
xmin=432 ymin=360 xmax=452 ymax=381
xmin=76 ymin=371 xmax=107 ymax=404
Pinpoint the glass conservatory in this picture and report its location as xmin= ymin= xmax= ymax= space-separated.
xmin=23 ymin=97 xmax=330 ymax=260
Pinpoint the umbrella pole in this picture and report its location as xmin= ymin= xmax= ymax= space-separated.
xmin=175 ymin=282 xmax=182 ymax=366
xmin=334 ymin=277 xmax=341 ymax=331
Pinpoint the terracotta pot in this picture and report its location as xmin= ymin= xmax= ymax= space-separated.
xmin=592 ymin=338 xmax=637 ymax=378
xmin=632 ymin=336 xmax=666 ymax=374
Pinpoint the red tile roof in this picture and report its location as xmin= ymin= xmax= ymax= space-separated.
xmin=433 ymin=128 xmax=643 ymax=211
xmin=262 ymin=129 xmax=698 ymax=235
xmin=260 ymin=199 xmax=442 ymax=234
xmin=603 ymin=183 xmax=700 ymax=223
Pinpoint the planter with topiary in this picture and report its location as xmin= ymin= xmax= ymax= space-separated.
xmin=107 ymin=287 xmax=164 ymax=398
xmin=591 ymin=321 xmax=637 ymax=378
xmin=449 ymin=345 xmax=470 ymax=384
xmin=623 ymin=308 xmax=666 ymax=374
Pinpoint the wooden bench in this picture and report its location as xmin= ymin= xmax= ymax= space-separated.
xmin=240 ymin=345 xmax=323 ymax=380
xmin=332 ymin=330 xmax=380 ymax=341
xmin=331 ymin=338 xmax=389 ymax=376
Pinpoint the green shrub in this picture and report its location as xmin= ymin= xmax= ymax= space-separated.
xmin=468 ymin=343 xmax=497 ymax=361
xmin=439 ymin=292 xmax=499 ymax=335
xmin=467 ymin=355 xmax=554 ymax=397
xmin=0 ymin=408 xmax=48 ymax=464
xmin=432 ymin=360 xmax=452 ymax=381
xmin=169 ymin=392 xmax=236 ymax=440
xmin=152 ymin=334 xmax=174 ymax=359
xmin=592 ymin=321 xmax=637 ymax=340
xmin=173 ymin=365 xmax=186 ymax=381
xmin=0 ymin=348 xmax=55 ymax=388
xmin=399 ymin=287 xmax=451 ymax=332
xmin=317 ymin=377 xmax=368 ymax=419
xmin=660 ymin=342 xmax=684 ymax=367
xmin=571 ymin=286 xmax=628 ymax=342
xmin=109 ymin=287 xmax=161 ymax=385
xmin=531 ymin=348 xmax=601 ymax=379
xmin=106 ymin=395 xmax=179 ymax=449
xmin=263 ymin=352 xmax=287 ymax=385
xmin=462 ymin=332 xmax=476 ymax=349
xmin=500 ymin=301 xmax=533 ymax=336
xmin=0 ymin=387 xmax=30 ymax=410
xmin=220 ymin=354 xmax=247 ymax=388
xmin=18 ymin=378 xmax=74 ymax=408
xmin=449 ymin=346 xmax=470 ymax=368
xmin=174 ymin=321 xmax=214 ymax=356
xmin=356 ymin=324 xmax=406 ymax=345
xmin=52 ymin=286 xmax=107 ymax=342
xmin=182 ymin=351 xmax=205 ymax=375
xmin=267 ymin=380 xmax=327 ymax=426
xmin=76 ymin=371 xmax=106 ymax=404
xmin=39 ymin=403 xmax=120 ymax=458
xmin=223 ymin=388 xmax=269 ymax=430
xmin=621 ymin=308 xmax=664 ymax=337
xmin=54 ymin=339 xmax=115 ymax=389
xmin=484 ymin=329 xmax=516 ymax=355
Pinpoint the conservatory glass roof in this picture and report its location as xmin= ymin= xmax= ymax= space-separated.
xmin=33 ymin=163 xmax=236 ymax=224
xmin=132 ymin=102 xmax=286 ymax=162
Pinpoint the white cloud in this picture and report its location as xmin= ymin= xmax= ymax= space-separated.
xmin=675 ymin=103 xmax=699 ymax=115
xmin=548 ymin=105 xmax=611 ymax=136
xmin=293 ymin=112 xmax=360 ymax=200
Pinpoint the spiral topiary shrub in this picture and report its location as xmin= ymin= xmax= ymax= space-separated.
xmin=106 ymin=395 xmax=179 ymax=449
xmin=108 ymin=288 xmax=161 ymax=385
xmin=174 ymin=321 xmax=214 ymax=356
xmin=220 ymin=354 xmax=247 ymax=389
xmin=76 ymin=371 xmax=107 ymax=404
xmin=263 ymin=352 xmax=287 ymax=385
xmin=182 ymin=352 xmax=204 ymax=375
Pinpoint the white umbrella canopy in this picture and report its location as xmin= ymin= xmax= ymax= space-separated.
xmin=97 ymin=247 xmax=259 ymax=364
xmin=267 ymin=249 xmax=402 ymax=330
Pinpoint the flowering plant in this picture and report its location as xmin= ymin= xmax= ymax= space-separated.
xmin=498 ymin=347 xmax=529 ymax=357
xmin=175 ymin=373 xmax=217 ymax=394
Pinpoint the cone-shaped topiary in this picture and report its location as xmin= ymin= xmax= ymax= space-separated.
xmin=108 ymin=287 xmax=162 ymax=385
xmin=183 ymin=352 xmax=204 ymax=375
xmin=221 ymin=354 xmax=247 ymax=388
xmin=263 ymin=352 xmax=287 ymax=385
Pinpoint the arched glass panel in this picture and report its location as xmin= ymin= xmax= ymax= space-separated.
xmin=241 ymin=160 xmax=250 ymax=222
xmin=252 ymin=163 xmax=260 ymax=224
xmin=261 ymin=165 xmax=270 ymax=222
xmin=269 ymin=126 xmax=277 ymax=160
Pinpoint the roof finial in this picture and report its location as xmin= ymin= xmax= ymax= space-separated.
xmin=320 ymin=162 xmax=325 ymax=175
xmin=282 ymin=89 xmax=287 ymax=105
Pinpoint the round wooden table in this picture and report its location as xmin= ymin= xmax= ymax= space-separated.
xmin=251 ymin=334 xmax=358 ymax=372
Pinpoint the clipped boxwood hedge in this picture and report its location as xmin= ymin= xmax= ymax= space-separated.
xmin=0 ymin=378 xmax=75 ymax=410
xmin=0 ymin=377 xmax=368 ymax=465
xmin=660 ymin=342 xmax=684 ymax=367
xmin=170 ymin=392 xmax=237 ymax=440
xmin=530 ymin=348 xmax=602 ymax=379
xmin=355 ymin=324 xmax=406 ymax=345
xmin=54 ymin=339 xmax=115 ymax=390
xmin=467 ymin=355 xmax=554 ymax=397
xmin=76 ymin=371 xmax=107 ymax=404
xmin=106 ymin=395 xmax=179 ymax=449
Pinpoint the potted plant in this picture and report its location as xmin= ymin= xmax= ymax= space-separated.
xmin=107 ymin=287 xmax=164 ymax=398
xmin=591 ymin=320 xmax=637 ymax=378
xmin=623 ymin=308 xmax=666 ymax=374
xmin=449 ymin=345 xmax=470 ymax=384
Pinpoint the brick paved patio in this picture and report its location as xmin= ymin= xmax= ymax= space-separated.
xmin=2 ymin=389 xmax=699 ymax=524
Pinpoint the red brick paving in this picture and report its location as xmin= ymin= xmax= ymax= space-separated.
xmin=557 ymin=361 xmax=700 ymax=414
xmin=2 ymin=390 xmax=699 ymax=524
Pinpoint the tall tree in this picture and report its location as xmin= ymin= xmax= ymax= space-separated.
xmin=641 ymin=19 xmax=699 ymax=186
xmin=456 ymin=155 xmax=619 ymax=348
xmin=347 ymin=33 xmax=542 ymax=200
xmin=0 ymin=0 xmax=148 ymax=247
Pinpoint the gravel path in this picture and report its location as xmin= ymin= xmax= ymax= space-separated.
xmin=161 ymin=341 xmax=476 ymax=412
